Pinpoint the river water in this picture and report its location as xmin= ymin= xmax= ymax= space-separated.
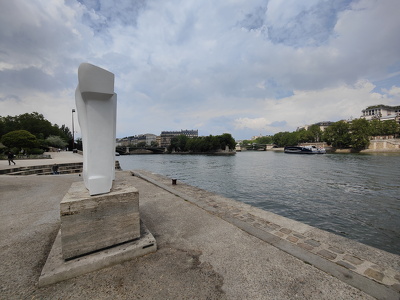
xmin=118 ymin=151 xmax=400 ymax=255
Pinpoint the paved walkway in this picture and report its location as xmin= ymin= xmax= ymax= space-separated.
xmin=0 ymin=151 xmax=83 ymax=171
xmin=0 ymin=155 xmax=399 ymax=299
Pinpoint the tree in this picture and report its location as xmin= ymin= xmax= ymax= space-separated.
xmin=0 ymin=112 xmax=72 ymax=142
xmin=308 ymin=124 xmax=323 ymax=142
xmin=168 ymin=137 xmax=179 ymax=152
xmin=14 ymin=112 xmax=54 ymax=138
xmin=297 ymin=129 xmax=314 ymax=143
xmin=1 ymin=130 xmax=38 ymax=150
xmin=60 ymin=124 xmax=73 ymax=141
xmin=272 ymin=132 xmax=285 ymax=147
xmin=272 ymin=131 xmax=299 ymax=147
xmin=350 ymin=118 xmax=370 ymax=150
xmin=169 ymin=133 xmax=236 ymax=153
xmin=380 ymin=120 xmax=400 ymax=136
xmin=367 ymin=119 xmax=399 ymax=137
xmin=240 ymin=140 xmax=252 ymax=146
xmin=177 ymin=135 xmax=189 ymax=151
xmin=369 ymin=119 xmax=382 ymax=137
xmin=254 ymin=136 xmax=273 ymax=144
xmin=323 ymin=121 xmax=351 ymax=148
xmin=45 ymin=135 xmax=68 ymax=149
xmin=217 ymin=133 xmax=236 ymax=150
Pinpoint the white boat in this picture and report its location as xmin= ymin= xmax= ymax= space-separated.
xmin=284 ymin=145 xmax=326 ymax=154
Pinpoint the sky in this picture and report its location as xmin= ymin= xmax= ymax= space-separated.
xmin=1 ymin=0 xmax=400 ymax=140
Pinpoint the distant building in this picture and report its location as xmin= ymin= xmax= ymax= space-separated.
xmin=361 ymin=104 xmax=400 ymax=124
xmin=251 ymin=134 xmax=263 ymax=140
xmin=160 ymin=129 xmax=198 ymax=148
xmin=297 ymin=121 xmax=333 ymax=132
xmin=156 ymin=135 xmax=162 ymax=147
xmin=116 ymin=133 xmax=157 ymax=146
xmin=116 ymin=137 xmax=129 ymax=147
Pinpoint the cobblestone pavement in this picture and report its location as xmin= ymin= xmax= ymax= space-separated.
xmin=133 ymin=170 xmax=400 ymax=300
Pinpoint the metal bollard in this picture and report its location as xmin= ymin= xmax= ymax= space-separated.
xmin=172 ymin=179 xmax=177 ymax=185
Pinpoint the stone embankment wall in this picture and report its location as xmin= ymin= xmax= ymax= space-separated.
xmin=362 ymin=139 xmax=400 ymax=152
xmin=334 ymin=139 xmax=400 ymax=153
xmin=279 ymin=140 xmax=400 ymax=153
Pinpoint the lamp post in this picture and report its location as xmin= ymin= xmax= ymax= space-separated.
xmin=72 ymin=109 xmax=75 ymax=151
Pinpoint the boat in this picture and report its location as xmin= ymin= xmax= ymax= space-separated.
xmin=284 ymin=145 xmax=326 ymax=154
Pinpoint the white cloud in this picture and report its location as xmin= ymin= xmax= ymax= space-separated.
xmin=0 ymin=0 xmax=399 ymax=140
xmin=383 ymin=86 xmax=400 ymax=97
xmin=233 ymin=80 xmax=393 ymax=135
xmin=235 ymin=117 xmax=269 ymax=130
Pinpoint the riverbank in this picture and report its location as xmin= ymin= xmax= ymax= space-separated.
xmin=276 ymin=139 xmax=400 ymax=153
xmin=0 ymin=155 xmax=399 ymax=299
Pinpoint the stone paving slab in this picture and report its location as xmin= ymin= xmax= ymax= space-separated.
xmin=38 ymin=223 xmax=156 ymax=287
xmin=133 ymin=170 xmax=400 ymax=300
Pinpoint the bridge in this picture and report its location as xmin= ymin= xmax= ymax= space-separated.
xmin=236 ymin=144 xmax=275 ymax=151
xmin=116 ymin=146 xmax=165 ymax=154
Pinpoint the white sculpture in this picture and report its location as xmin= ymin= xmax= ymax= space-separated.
xmin=75 ymin=63 xmax=117 ymax=195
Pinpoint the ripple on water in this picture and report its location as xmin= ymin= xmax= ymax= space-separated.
xmin=119 ymin=152 xmax=400 ymax=255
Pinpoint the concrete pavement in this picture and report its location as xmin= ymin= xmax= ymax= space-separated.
xmin=0 ymin=153 xmax=399 ymax=299
xmin=0 ymin=151 xmax=83 ymax=171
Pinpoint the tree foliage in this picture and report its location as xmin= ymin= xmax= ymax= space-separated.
xmin=168 ymin=133 xmax=236 ymax=153
xmin=247 ymin=136 xmax=274 ymax=145
xmin=306 ymin=124 xmax=323 ymax=142
xmin=272 ymin=131 xmax=299 ymax=147
xmin=0 ymin=112 xmax=73 ymax=151
xmin=369 ymin=119 xmax=399 ymax=137
xmin=270 ymin=125 xmax=323 ymax=147
xmin=45 ymin=135 xmax=68 ymax=149
xmin=322 ymin=121 xmax=351 ymax=148
xmin=1 ymin=130 xmax=38 ymax=149
xmin=379 ymin=120 xmax=399 ymax=136
xmin=350 ymin=118 xmax=370 ymax=150
xmin=0 ymin=112 xmax=72 ymax=141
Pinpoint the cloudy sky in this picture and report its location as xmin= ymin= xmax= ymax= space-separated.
xmin=1 ymin=0 xmax=399 ymax=140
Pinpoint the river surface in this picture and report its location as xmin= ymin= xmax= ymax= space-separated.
xmin=118 ymin=151 xmax=400 ymax=255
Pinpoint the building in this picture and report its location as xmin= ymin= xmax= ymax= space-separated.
xmin=361 ymin=104 xmax=400 ymax=123
xmin=116 ymin=137 xmax=129 ymax=147
xmin=251 ymin=134 xmax=263 ymax=140
xmin=297 ymin=121 xmax=333 ymax=132
xmin=142 ymin=133 xmax=157 ymax=146
xmin=116 ymin=133 xmax=157 ymax=147
xmin=160 ymin=130 xmax=198 ymax=148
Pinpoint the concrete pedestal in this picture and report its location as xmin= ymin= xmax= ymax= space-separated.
xmin=39 ymin=222 xmax=156 ymax=287
xmin=39 ymin=172 xmax=156 ymax=286
xmin=60 ymin=179 xmax=140 ymax=260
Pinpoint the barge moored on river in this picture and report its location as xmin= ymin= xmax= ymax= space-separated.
xmin=284 ymin=145 xmax=326 ymax=154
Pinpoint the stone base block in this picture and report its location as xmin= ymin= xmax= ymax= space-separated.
xmin=60 ymin=179 xmax=140 ymax=260
xmin=39 ymin=222 xmax=156 ymax=287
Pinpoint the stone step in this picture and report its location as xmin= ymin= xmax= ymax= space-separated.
xmin=2 ymin=161 xmax=120 ymax=176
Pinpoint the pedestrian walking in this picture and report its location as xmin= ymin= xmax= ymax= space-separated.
xmin=7 ymin=151 xmax=16 ymax=165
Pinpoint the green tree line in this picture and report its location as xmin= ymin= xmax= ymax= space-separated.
xmin=168 ymin=133 xmax=236 ymax=153
xmin=0 ymin=112 xmax=72 ymax=154
xmin=242 ymin=119 xmax=399 ymax=150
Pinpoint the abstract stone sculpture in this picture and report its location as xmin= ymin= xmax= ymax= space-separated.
xmin=75 ymin=63 xmax=117 ymax=195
